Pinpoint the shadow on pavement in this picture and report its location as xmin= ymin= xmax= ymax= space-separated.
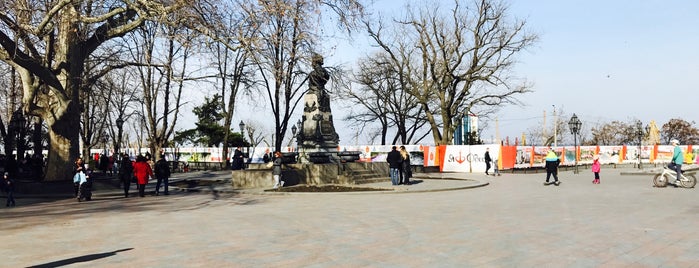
xmin=27 ymin=248 xmax=133 ymax=268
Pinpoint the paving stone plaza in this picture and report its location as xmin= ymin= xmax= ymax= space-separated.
xmin=2 ymin=167 xmax=699 ymax=267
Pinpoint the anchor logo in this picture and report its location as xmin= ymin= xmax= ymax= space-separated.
xmin=454 ymin=151 xmax=466 ymax=164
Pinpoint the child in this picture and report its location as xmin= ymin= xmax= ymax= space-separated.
xmin=592 ymin=154 xmax=601 ymax=184
xmin=3 ymin=172 xmax=16 ymax=207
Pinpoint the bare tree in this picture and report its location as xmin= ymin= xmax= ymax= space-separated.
xmin=340 ymin=52 xmax=430 ymax=145
xmin=240 ymin=0 xmax=364 ymax=152
xmin=365 ymin=0 xmax=537 ymax=145
xmin=127 ymin=22 xmax=193 ymax=161
xmin=206 ymin=5 xmax=255 ymax=168
xmin=0 ymin=1 xmax=195 ymax=180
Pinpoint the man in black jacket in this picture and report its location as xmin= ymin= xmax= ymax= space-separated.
xmin=484 ymin=148 xmax=492 ymax=175
xmin=118 ymin=154 xmax=133 ymax=197
xmin=386 ymin=146 xmax=403 ymax=186
xmin=155 ymin=155 xmax=171 ymax=195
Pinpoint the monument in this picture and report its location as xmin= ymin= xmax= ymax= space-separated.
xmin=296 ymin=54 xmax=342 ymax=163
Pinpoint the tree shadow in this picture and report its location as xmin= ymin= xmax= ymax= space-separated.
xmin=27 ymin=248 xmax=133 ymax=267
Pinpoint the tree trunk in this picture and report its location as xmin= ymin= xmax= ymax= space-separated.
xmin=44 ymin=101 xmax=80 ymax=181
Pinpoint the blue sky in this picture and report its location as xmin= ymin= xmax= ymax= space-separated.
xmin=321 ymin=0 xmax=699 ymax=145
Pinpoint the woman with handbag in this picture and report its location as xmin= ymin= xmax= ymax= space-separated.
xmin=72 ymin=157 xmax=87 ymax=199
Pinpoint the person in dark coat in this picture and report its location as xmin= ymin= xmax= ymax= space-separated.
xmin=3 ymin=172 xmax=16 ymax=207
xmin=386 ymin=146 xmax=403 ymax=186
xmin=484 ymin=148 xmax=492 ymax=175
xmin=399 ymin=146 xmax=412 ymax=185
xmin=118 ymin=154 xmax=134 ymax=197
xmin=99 ymin=154 xmax=109 ymax=173
xmin=272 ymin=151 xmax=283 ymax=188
xmin=154 ymin=154 xmax=171 ymax=195
xmin=232 ymin=147 xmax=244 ymax=170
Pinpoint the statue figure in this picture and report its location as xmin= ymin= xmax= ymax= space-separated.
xmin=308 ymin=54 xmax=329 ymax=93
xmin=298 ymin=53 xmax=339 ymax=150
xmin=308 ymin=54 xmax=331 ymax=112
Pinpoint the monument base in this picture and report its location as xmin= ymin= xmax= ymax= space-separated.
xmin=231 ymin=162 xmax=390 ymax=189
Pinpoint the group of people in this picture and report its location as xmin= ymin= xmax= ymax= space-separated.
xmin=386 ymin=146 xmax=413 ymax=185
xmin=72 ymin=153 xmax=171 ymax=201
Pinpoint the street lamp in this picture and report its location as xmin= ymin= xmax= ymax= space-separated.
xmin=116 ymin=117 xmax=124 ymax=155
xmin=568 ymin=114 xmax=582 ymax=174
xmin=291 ymin=123 xmax=298 ymax=151
xmin=102 ymin=131 xmax=110 ymax=155
xmin=635 ymin=120 xmax=644 ymax=169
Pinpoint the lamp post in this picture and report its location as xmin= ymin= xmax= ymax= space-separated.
xmin=102 ymin=131 xmax=110 ymax=155
xmin=116 ymin=117 xmax=124 ymax=155
xmin=635 ymin=120 xmax=644 ymax=169
xmin=568 ymin=114 xmax=582 ymax=174
xmin=291 ymin=123 xmax=298 ymax=151
xmin=238 ymin=120 xmax=246 ymax=167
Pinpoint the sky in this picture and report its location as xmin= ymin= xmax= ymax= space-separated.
xmin=228 ymin=0 xmax=699 ymax=147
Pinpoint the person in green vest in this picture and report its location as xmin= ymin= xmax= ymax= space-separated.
xmin=669 ymin=139 xmax=685 ymax=184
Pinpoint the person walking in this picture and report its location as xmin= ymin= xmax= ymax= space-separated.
xmin=484 ymin=148 xmax=492 ymax=175
xmin=72 ymin=157 xmax=87 ymax=198
xmin=3 ymin=172 xmax=16 ymax=207
xmin=132 ymin=155 xmax=153 ymax=197
xmin=592 ymin=154 xmax=601 ymax=184
xmin=669 ymin=139 xmax=684 ymax=184
xmin=386 ymin=146 xmax=403 ymax=186
xmin=544 ymin=148 xmax=561 ymax=186
xmin=399 ymin=146 xmax=412 ymax=185
xmin=272 ymin=151 xmax=284 ymax=189
xmin=154 ymin=154 xmax=171 ymax=195
xmin=118 ymin=153 xmax=134 ymax=197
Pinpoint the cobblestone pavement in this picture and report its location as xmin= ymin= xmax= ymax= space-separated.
xmin=2 ymin=168 xmax=699 ymax=267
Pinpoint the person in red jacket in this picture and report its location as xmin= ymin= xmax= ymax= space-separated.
xmin=132 ymin=154 xmax=153 ymax=197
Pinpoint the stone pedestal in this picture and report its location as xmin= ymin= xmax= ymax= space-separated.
xmin=298 ymin=92 xmax=339 ymax=149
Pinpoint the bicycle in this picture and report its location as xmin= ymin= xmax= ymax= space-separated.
xmin=653 ymin=166 xmax=696 ymax=188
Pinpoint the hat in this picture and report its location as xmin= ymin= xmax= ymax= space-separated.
xmin=3 ymin=172 xmax=8 ymax=176
xmin=671 ymin=139 xmax=679 ymax=144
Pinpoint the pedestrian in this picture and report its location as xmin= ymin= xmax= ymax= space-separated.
xmin=399 ymin=146 xmax=412 ymax=185
xmin=484 ymin=148 xmax=492 ymax=175
xmin=154 ymin=154 xmax=171 ymax=195
xmin=669 ymin=139 xmax=683 ymax=184
xmin=118 ymin=153 xmax=133 ymax=197
xmin=592 ymin=154 xmax=601 ymax=184
xmin=132 ymin=155 xmax=153 ymax=197
xmin=493 ymin=157 xmax=501 ymax=176
xmin=99 ymin=153 xmax=109 ymax=174
xmin=544 ymin=147 xmax=561 ymax=186
xmin=232 ymin=147 xmax=244 ymax=170
xmin=77 ymin=169 xmax=93 ymax=202
xmin=72 ymin=157 xmax=87 ymax=198
xmin=386 ymin=146 xmax=403 ymax=185
xmin=3 ymin=172 xmax=16 ymax=207
xmin=272 ymin=151 xmax=284 ymax=188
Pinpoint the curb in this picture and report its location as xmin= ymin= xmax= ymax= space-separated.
xmin=168 ymin=178 xmax=489 ymax=195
